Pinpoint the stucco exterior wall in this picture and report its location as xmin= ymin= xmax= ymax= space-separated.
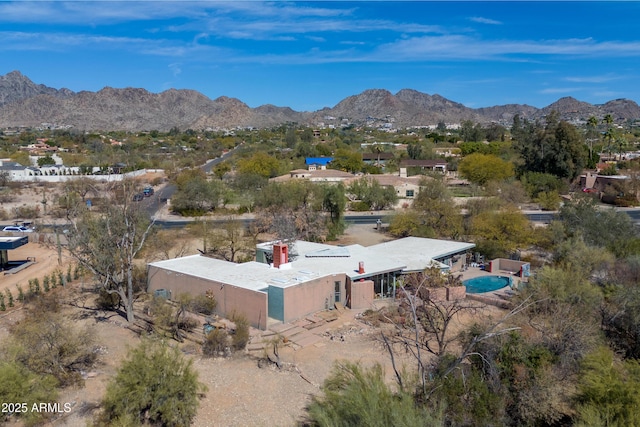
xmin=281 ymin=274 xmax=347 ymax=323
xmin=147 ymin=265 xmax=268 ymax=330
xmin=489 ymin=258 xmax=528 ymax=273
xmin=346 ymin=279 xmax=374 ymax=309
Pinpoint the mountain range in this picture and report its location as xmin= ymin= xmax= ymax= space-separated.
xmin=1 ymin=70 xmax=639 ymax=132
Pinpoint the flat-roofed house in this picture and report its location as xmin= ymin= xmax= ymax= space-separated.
xmin=147 ymin=237 xmax=475 ymax=329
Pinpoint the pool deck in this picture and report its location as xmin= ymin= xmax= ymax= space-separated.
xmin=454 ymin=265 xmax=525 ymax=300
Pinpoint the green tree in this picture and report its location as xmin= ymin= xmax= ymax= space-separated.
xmin=535 ymin=190 xmax=562 ymax=210
xmin=557 ymin=197 xmax=640 ymax=258
xmin=515 ymin=115 xmax=587 ymax=180
xmin=321 ymin=184 xmax=347 ymax=238
xmin=520 ymin=171 xmax=567 ymax=199
xmin=347 ymin=177 xmax=398 ymax=211
xmin=99 ymin=339 xmax=206 ymax=427
xmin=284 ymin=127 xmax=298 ymax=148
xmin=300 ymin=127 xmax=314 ymax=144
xmin=171 ymin=176 xmax=228 ymax=215
xmin=458 ymin=153 xmax=514 ymax=185
xmin=576 ymin=347 xmax=640 ymax=426
xmin=460 ymin=120 xmax=484 ymax=142
xmin=390 ymin=178 xmax=462 ymax=239
xmin=213 ymin=162 xmax=231 ymax=180
xmin=37 ymin=155 xmax=56 ymax=166
xmin=332 ymin=149 xmax=363 ymax=173
xmin=470 ymin=205 xmax=535 ymax=258
xmin=237 ymin=152 xmax=282 ymax=178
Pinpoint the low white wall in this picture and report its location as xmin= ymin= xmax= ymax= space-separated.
xmin=9 ymin=169 xmax=163 ymax=183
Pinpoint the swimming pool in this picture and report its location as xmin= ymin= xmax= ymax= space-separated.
xmin=463 ymin=275 xmax=511 ymax=294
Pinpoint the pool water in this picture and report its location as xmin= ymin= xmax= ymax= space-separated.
xmin=463 ymin=275 xmax=511 ymax=294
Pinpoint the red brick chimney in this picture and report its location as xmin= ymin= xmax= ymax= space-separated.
xmin=358 ymin=261 xmax=365 ymax=274
xmin=273 ymin=243 xmax=289 ymax=268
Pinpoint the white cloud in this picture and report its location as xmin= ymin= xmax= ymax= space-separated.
xmin=469 ymin=16 xmax=502 ymax=25
xmin=371 ymin=36 xmax=640 ymax=62
xmin=539 ymin=87 xmax=584 ymax=94
xmin=564 ymin=74 xmax=621 ymax=83
xmin=168 ymin=63 xmax=182 ymax=77
xmin=592 ymin=90 xmax=623 ymax=98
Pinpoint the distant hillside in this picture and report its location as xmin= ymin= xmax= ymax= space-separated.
xmin=1 ymin=70 xmax=639 ymax=131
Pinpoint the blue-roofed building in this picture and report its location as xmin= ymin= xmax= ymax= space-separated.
xmin=305 ymin=157 xmax=333 ymax=171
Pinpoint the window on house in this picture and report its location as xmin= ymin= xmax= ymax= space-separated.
xmin=406 ymin=190 xmax=414 ymax=197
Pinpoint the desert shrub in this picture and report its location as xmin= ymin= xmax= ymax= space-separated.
xmin=536 ymin=190 xmax=562 ymax=210
xmin=231 ymin=313 xmax=250 ymax=351
xmin=0 ymin=361 xmax=58 ymax=426
xmin=5 ymin=289 xmax=14 ymax=307
xmin=190 ymin=293 xmax=217 ymax=315
xmin=98 ymin=339 xmax=206 ymax=426
xmin=203 ymin=328 xmax=230 ymax=357
xmin=13 ymin=205 xmax=40 ymax=219
xmin=0 ymin=294 xmax=5 ymax=311
xmin=0 ymin=190 xmax=16 ymax=203
xmin=96 ymin=289 xmax=121 ymax=311
xmin=0 ymin=207 xmax=8 ymax=220
xmin=8 ymin=300 xmax=96 ymax=387
xmin=350 ymin=201 xmax=371 ymax=211
xmin=16 ymin=284 xmax=25 ymax=302
xmin=151 ymin=176 xmax=164 ymax=186
xmin=148 ymin=294 xmax=197 ymax=341
xmin=306 ymin=361 xmax=444 ymax=427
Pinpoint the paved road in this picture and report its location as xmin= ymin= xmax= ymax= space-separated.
xmin=152 ymin=212 xmax=559 ymax=229
xmin=143 ymin=146 xmax=241 ymax=218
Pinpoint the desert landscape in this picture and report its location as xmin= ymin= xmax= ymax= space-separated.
xmin=3 ymin=199 xmax=491 ymax=427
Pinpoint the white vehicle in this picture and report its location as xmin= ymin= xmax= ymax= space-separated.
xmin=2 ymin=225 xmax=34 ymax=233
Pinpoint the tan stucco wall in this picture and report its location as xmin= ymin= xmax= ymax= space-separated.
xmin=346 ymin=279 xmax=374 ymax=309
xmin=490 ymin=258 xmax=527 ymax=273
xmin=147 ymin=265 xmax=268 ymax=330
xmin=281 ymin=274 xmax=347 ymax=322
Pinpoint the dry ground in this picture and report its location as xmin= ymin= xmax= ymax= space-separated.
xmin=1 ymin=216 xmax=504 ymax=427
xmin=0 ymin=223 xmax=404 ymax=427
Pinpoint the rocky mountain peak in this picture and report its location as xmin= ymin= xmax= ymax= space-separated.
xmin=0 ymin=70 xmax=73 ymax=107
xmin=1 ymin=71 xmax=639 ymax=131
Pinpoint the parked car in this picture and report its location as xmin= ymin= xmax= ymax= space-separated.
xmin=132 ymin=193 xmax=144 ymax=202
xmin=143 ymin=187 xmax=154 ymax=197
xmin=2 ymin=225 xmax=34 ymax=233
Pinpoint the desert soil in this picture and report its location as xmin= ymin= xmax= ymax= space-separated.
xmin=0 ymin=222 xmax=431 ymax=427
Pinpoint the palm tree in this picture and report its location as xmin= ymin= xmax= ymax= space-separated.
xmin=604 ymin=114 xmax=615 ymax=160
xmin=586 ymin=116 xmax=599 ymax=163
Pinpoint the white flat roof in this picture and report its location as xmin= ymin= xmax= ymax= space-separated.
xmin=367 ymin=237 xmax=475 ymax=272
xmin=150 ymin=245 xmax=405 ymax=290
xmin=150 ymin=237 xmax=474 ymax=291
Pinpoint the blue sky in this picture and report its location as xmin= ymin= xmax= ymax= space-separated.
xmin=1 ymin=1 xmax=640 ymax=111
